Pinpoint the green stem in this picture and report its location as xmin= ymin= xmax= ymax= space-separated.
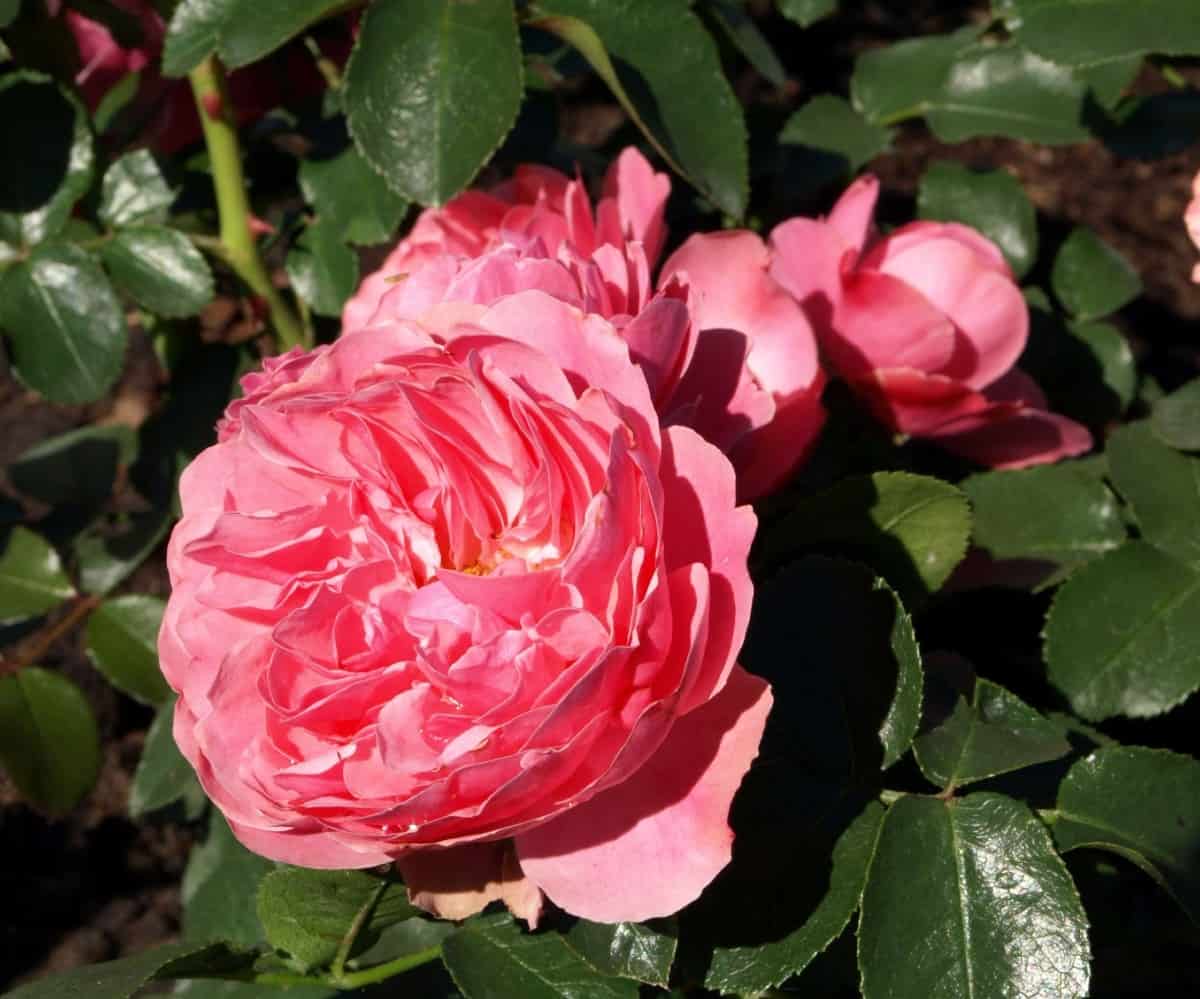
xmin=331 ymin=946 xmax=443 ymax=990
xmin=187 ymin=56 xmax=308 ymax=351
xmin=877 ymin=102 xmax=927 ymax=128
xmin=330 ymin=880 xmax=388 ymax=981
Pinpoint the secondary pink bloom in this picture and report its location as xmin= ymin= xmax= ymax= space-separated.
xmin=160 ymin=300 xmax=770 ymax=924
xmin=1186 ymin=170 xmax=1200 ymax=283
xmin=346 ymin=149 xmax=826 ymax=500
xmin=771 ymin=175 xmax=1091 ymax=468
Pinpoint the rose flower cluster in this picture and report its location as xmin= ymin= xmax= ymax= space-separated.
xmin=160 ymin=149 xmax=1091 ymax=925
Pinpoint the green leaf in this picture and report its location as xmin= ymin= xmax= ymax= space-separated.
xmin=1051 ymin=225 xmax=1142 ymax=320
xmin=0 ymin=74 xmax=93 ymax=247
xmin=101 ymin=226 xmax=215 ymax=319
xmin=704 ymin=801 xmax=884 ymax=994
xmin=2 ymin=942 xmax=251 ymax=999
xmin=564 ymin=919 xmax=676 ymax=987
xmin=74 ymin=508 xmax=173 ymax=596
xmin=1002 ymin=0 xmax=1200 ymax=68
xmin=704 ymin=0 xmax=786 ymax=86
xmin=183 ymin=811 xmax=275 ymax=947
xmin=161 ymin=0 xmax=239 ymax=77
xmin=1076 ymin=54 xmax=1142 ymax=107
xmin=0 ymin=243 xmax=129 ymax=404
xmin=0 ymin=526 xmax=75 ymax=625
xmin=85 ymin=594 xmax=170 ymax=707
xmin=913 ymin=679 xmax=1071 ymax=790
xmin=1152 ymin=377 xmax=1200 ymax=451
xmin=1055 ymin=746 xmax=1200 ymax=923
xmin=299 ymin=146 xmax=410 ymax=246
xmin=218 ymin=0 xmax=345 ymax=68
xmin=776 ymin=95 xmax=892 ymax=193
xmin=0 ymin=0 xmax=19 ymax=29
xmin=1107 ymin=422 xmax=1200 ymax=567
xmin=851 ymin=25 xmax=983 ymax=124
xmin=742 ymin=558 xmax=923 ymax=775
xmin=285 ymin=218 xmax=359 ymax=318
xmin=532 ymin=0 xmax=748 ymax=217
xmin=9 ymin=424 xmax=134 ymax=509
xmin=777 ymin=0 xmax=838 ymax=27
xmin=442 ymin=913 xmax=639 ymax=999
xmin=1044 ymin=541 xmax=1200 ymax=720
xmin=256 ymin=868 xmax=417 ymax=972
xmin=99 ymin=150 xmax=176 ymax=227
xmin=1066 ymin=319 xmax=1136 ymax=415
xmin=917 ymin=160 xmax=1038 ymax=278
xmin=858 ymin=793 xmax=1090 ymax=999
xmin=344 ymin=0 xmax=523 ymax=205
xmin=130 ymin=696 xmax=204 ymax=819
xmin=962 ymin=463 xmax=1125 ymax=570
xmin=350 ymin=916 xmax=456 ymax=966
xmin=172 ymin=980 xmax=334 ymax=999
xmin=762 ymin=471 xmax=971 ymax=607
xmin=0 ymin=667 xmax=101 ymax=814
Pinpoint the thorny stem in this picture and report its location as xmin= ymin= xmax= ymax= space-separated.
xmin=187 ymin=56 xmax=308 ymax=351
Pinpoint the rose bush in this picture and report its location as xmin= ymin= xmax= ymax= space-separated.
xmin=771 ymin=175 xmax=1092 ymax=468
xmin=346 ymin=148 xmax=826 ymax=501
xmin=158 ymin=293 xmax=771 ymax=925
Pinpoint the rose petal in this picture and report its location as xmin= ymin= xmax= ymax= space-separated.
xmin=397 ymin=840 xmax=544 ymax=927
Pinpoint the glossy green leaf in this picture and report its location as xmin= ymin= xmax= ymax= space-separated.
xmin=443 ymin=913 xmax=638 ymax=999
xmin=1051 ymin=225 xmax=1142 ymax=320
xmin=564 ymin=919 xmax=676 ymax=987
xmin=101 ymin=226 xmax=215 ymax=318
xmin=0 ymin=667 xmax=101 ymax=814
xmin=705 ymin=801 xmax=884 ymax=994
xmin=705 ymin=0 xmax=785 ymax=86
xmin=858 ymin=793 xmax=1090 ymax=999
xmin=256 ymin=868 xmax=417 ymax=972
xmin=299 ymin=146 xmax=409 ymax=246
xmin=1003 ymin=0 xmax=1200 ymax=68
xmin=344 ymin=0 xmax=523 ymax=205
xmin=763 ymin=471 xmax=971 ymax=606
xmin=1067 ymin=319 xmax=1136 ymax=414
xmin=1044 ymin=541 xmax=1200 ymax=720
xmin=1152 ymin=377 xmax=1200 ymax=451
xmin=533 ymin=0 xmax=747 ymax=217
xmin=0 ymin=526 xmax=75 ymax=625
xmin=0 ymin=72 xmax=93 ymax=242
xmin=913 ymin=679 xmax=1071 ymax=790
xmin=1055 ymin=746 xmax=1200 ymax=923
xmin=1076 ymin=54 xmax=1142 ymax=108
xmin=285 ymin=219 xmax=358 ymax=318
xmin=9 ymin=424 xmax=134 ymax=509
xmin=0 ymin=243 xmax=128 ymax=404
xmin=218 ymin=0 xmax=345 ymax=68
xmin=130 ymin=696 xmax=204 ymax=819
xmin=350 ymin=916 xmax=456 ymax=966
xmin=962 ymin=463 xmax=1125 ymax=569
xmin=3 ymin=942 xmax=252 ymax=999
xmin=74 ymin=508 xmax=173 ymax=596
xmin=183 ymin=811 xmax=274 ymax=947
xmin=98 ymin=150 xmax=175 ymax=227
xmin=851 ymin=25 xmax=982 ymax=124
xmin=1107 ymin=422 xmax=1200 ymax=567
xmin=777 ymin=95 xmax=892 ymax=191
xmin=777 ymin=0 xmax=837 ymax=27
xmin=85 ymin=594 xmax=170 ymax=707
xmin=742 ymin=558 xmax=923 ymax=775
xmin=917 ymin=160 xmax=1037 ymax=278
xmin=161 ymin=0 xmax=238 ymax=77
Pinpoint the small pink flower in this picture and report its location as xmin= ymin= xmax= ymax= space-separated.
xmin=161 ymin=300 xmax=770 ymax=925
xmin=1186 ymin=169 xmax=1200 ymax=283
xmin=770 ymin=175 xmax=1091 ymax=468
xmin=347 ymin=149 xmax=826 ymax=500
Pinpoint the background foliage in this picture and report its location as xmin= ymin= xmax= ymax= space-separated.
xmin=1 ymin=0 xmax=1199 ymax=997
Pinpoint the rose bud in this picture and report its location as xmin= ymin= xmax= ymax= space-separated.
xmin=770 ymin=174 xmax=1091 ymax=468
xmin=160 ymin=297 xmax=771 ymax=925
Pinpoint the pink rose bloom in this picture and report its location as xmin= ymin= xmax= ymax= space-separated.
xmin=346 ymin=149 xmax=826 ymax=500
xmin=1186 ymin=169 xmax=1200 ymax=283
xmin=771 ymin=175 xmax=1092 ymax=468
xmin=159 ymin=296 xmax=771 ymax=924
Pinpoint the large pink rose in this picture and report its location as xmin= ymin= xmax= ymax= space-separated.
xmin=771 ymin=175 xmax=1091 ymax=468
xmin=346 ymin=148 xmax=826 ymax=500
xmin=1186 ymin=169 xmax=1200 ymax=283
xmin=159 ymin=296 xmax=771 ymax=925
